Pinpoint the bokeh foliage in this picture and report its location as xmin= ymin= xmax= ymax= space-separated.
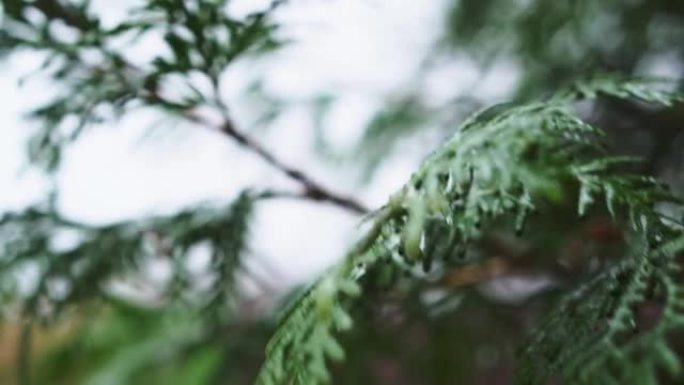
xmin=1 ymin=1 xmax=684 ymax=385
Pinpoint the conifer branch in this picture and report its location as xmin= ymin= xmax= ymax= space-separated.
xmin=2 ymin=0 xmax=369 ymax=215
xmin=256 ymin=79 xmax=684 ymax=385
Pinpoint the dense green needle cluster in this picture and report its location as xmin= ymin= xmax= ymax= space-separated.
xmin=257 ymin=79 xmax=684 ymax=385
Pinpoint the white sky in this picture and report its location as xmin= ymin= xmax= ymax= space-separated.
xmin=1 ymin=0 xmax=516 ymax=290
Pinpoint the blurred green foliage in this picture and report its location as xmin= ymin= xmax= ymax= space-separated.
xmin=351 ymin=0 xmax=684 ymax=180
xmin=1 ymin=1 xmax=684 ymax=385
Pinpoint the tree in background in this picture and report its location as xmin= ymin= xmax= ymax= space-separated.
xmin=1 ymin=0 xmax=684 ymax=384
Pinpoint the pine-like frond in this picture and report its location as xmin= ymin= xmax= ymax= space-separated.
xmin=0 ymin=192 xmax=254 ymax=320
xmin=256 ymin=80 xmax=684 ymax=385
xmin=1 ymin=0 xmax=283 ymax=171
xmin=554 ymin=74 xmax=684 ymax=106
xmin=516 ymin=236 xmax=684 ymax=385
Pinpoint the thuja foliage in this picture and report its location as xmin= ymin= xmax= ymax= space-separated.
xmin=257 ymin=79 xmax=684 ymax=385
xmin=0 ymin=0 xmax=282 ymax=171
xmin=0 ymin=192 xmax=254 ymax=322
xmin=0 ymin=193 xmax=259 ymax=384
xmin=2 ymin=1 xmax=684 ymax=385
xmin=0 ymin=2 xmax=285 ymax=382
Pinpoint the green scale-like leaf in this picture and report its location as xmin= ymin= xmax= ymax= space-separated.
xmin=257 ymin=79 xmax=684 ymax=384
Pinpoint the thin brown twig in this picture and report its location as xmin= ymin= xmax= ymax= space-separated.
xmin=221 ymin=119 xmax=369 ymax=215
xmin=183 ymin=112 xmax=370 ymax=215
xmin=204 ymin=64 xmax=370 ymax=215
